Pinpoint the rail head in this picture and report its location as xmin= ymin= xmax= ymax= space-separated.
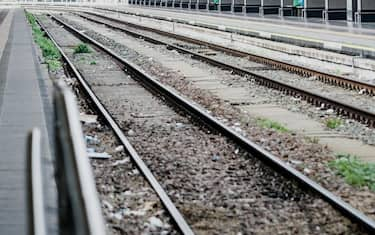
xmin=53 ymin=80 xmax=107 ymax=235
xmin=26 ymin=128 xmax=47 ymax=235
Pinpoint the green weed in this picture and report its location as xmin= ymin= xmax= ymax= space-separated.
xmin=26 ymin=12 xmax=61 ymax=71
xmin=74 ymin=43 xmax=91 ymax=54
xmin=329 ymin=154 xmax=375 ymax=191
xmin=326 ymin=118 xmax=342 ymax=129
xmin=256 ymin=118 xmax=289 ymax=133
xmin=47 ymin=60 xmax=62 ymax=71
xmin=89 ymin=60 xmax=97 ymax=65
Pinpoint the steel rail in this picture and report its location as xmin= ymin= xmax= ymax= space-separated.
xmin=88 ymin=8 xmax=375 ymax=95
xmin=74 ymin=12 xmax=375 ymax=127
xmin=46 ymin=14 xmax=375 ymax=232
xmin=35 ymin=16 xmax=195 ymax=235
xmin=26 ymin=128 xmax=47 ymax=235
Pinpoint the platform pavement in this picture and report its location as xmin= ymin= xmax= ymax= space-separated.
xmin=106 ymin=5 xmax=375 ymax=58
xmin=0 ymin=9 xmax=57 ymax=234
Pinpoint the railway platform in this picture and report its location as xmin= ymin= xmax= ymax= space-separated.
xmin=0 ymin=9 xmax=57 ymax=234
xmin=102 ymin=5 xmax=375 ymax=58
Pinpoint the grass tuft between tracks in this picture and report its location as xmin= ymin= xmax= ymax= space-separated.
xmin=26 ymin=12 xmax=62 ymax=71
xmin=329 ymin=154 xmax=375 ymax=192
xmin=326 ymin=118 xmax=342 ymax=129
xmin=74 ymin=43 xmax=91 ymax=54
xmin=256 ymin=118 xmax=289 ymax=133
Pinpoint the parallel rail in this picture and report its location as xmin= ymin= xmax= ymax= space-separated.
xmin=87 ymin=9 xmax=375 ymax=95
xmin=73 ymin=12 xmax=375 ymax=127
xmin=39 ymin=13 xmax=375 ymax=233
xmin=35 ymin=16 xmax=195 ymax=235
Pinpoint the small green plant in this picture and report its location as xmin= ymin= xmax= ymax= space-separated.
xmin=48 ymin=60 xmax=62 ymax=71
xmin=256 ymin=118 xmax=289 ymax=133
xmin=74 ymin=43 xmax=91 ymax=54
xmin=326 ymin=118 xmax=342 ymax=129
xmin=26 ymin=12 xmax=62 ymax=71
xmin=89 ymin=60 xmax=97 ymax=65
xmin=329 ymin=154 xmax=375 ymax=191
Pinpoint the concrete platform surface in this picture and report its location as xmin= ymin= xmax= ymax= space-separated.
xmin=0 ymin=9 xmax=56 ymax=234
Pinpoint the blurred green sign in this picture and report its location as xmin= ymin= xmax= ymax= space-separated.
xmin=293 ymin=0 xmax=304 ymax=7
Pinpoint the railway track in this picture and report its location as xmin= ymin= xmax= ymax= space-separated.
xmin=30 ymin=6 xmax=375 ymax=94
xmin=32 ymin=12 xmax=375 ymax=233
xmin=86 ymin=9 xmax=375 ymax=93
xmin=26 ymin=7 xmax=375 ymax=90
xmin=34 ymin=15 xmax=193 ymax=235
xmin=67 ymin=11 xmax=375 ymax=127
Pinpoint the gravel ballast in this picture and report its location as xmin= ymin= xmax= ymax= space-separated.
xmin=82 ymin=106 xmax=178 ymax=235
xmin=51 ymin=12 xmax=375 ymax=223
xmin=40 ymin=16 xmax=179 ymax=235
xmin=38 ymin=14 xmax=369 ymax=234
xmin=70 ymin=12 xmax=375 ymax=146
xmin=91 ymin=9 xmax=375 ymax=83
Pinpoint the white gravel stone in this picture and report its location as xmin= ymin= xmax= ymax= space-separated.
xmin=127 ymin=129 xmax=135 ymax=136
xmin=114 ymin=145 xmax=124 ymax=152
xmin=148 ymin=216 xmax=164 ymax=229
